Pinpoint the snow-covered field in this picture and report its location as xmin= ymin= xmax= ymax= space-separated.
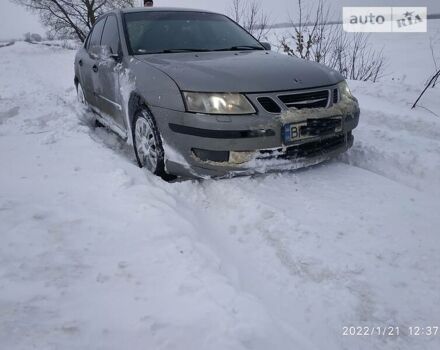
xmin=1 ymin=22 xmax=440 ymax=350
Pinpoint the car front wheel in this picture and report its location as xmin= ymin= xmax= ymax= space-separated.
xmin=132 ymin=109 xmax=167 ymax=178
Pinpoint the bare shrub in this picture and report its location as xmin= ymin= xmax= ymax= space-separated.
xmin=229 ymin=0 xmax=271 ymax=41
xmin=280 ymin=0 xmax=386 ymax=82
xmin=13 ymin=0 xmax=135 ymax=42
xmin=31 ymin=33 xmax=43 ymax=42
xmin=23 ymin=32 xmax=32 ymax=42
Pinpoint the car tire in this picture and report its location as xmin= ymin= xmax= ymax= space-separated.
xmin=132 ymin=109 xmax=167 ymax=179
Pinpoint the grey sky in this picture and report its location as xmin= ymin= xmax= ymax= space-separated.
xmin=1 ymin=0 xmax=439 ymax=40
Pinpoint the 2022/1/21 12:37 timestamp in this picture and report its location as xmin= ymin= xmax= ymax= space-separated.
xmin=342 ymin=326 xmax=439 ymax=336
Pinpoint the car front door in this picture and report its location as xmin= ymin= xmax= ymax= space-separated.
xmin=80 ymin=18 xmax=106 ymax=108
xmin=95 ymin=15 xmax=125 ymax=129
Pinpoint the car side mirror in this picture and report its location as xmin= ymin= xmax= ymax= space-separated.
xmin=109 ymin=52 xmax=122 ymax=62
xmin=102 ymin=45 xmax=122 ymax=62
xmin=261 ymin=42 xmax=271 ymax=51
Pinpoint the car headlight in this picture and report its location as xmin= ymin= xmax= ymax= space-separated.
xmin=338 ymin=80 xmax=353 ymax=99
xmin=183 ymin=92 xmax=256 ymax=115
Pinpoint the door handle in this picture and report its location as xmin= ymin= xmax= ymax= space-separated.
xmin=92 ymin=65 xmax=98 ymax=73
xmin=78 ymin=59 xmax=83 ymax=67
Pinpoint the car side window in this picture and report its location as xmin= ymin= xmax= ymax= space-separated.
xmin=84 ymin=32 xmax=91 ymax=48
xmin=101 ymin=15 xmax=120 ymax=55
xmin=88 ymin=18 xmax=106 ymax=51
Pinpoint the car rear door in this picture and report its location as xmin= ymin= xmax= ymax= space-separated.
xmin=95 ymin=15 xmax=125 ymax=128
xmin=78 ymin=18 xmax=106 ymax=107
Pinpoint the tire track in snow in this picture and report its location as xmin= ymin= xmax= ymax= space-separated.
xmin=175 ymin=168 xmax=440 ymax=350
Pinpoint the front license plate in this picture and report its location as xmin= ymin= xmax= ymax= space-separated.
xmin=282 ymin=117 xmax=343 ymax=144
xmin=282 ymin=122 xmax=308 ymax=144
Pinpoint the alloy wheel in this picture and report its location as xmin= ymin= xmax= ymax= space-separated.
xmin=135 ymin=117 xmax=158 ymax=171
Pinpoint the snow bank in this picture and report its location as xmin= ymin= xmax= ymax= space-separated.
xmin=279 ymin=93 xmax=358 ymax=124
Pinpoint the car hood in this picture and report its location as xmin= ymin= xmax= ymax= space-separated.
xmin=136 ymin=51 xmax=344 ymax=93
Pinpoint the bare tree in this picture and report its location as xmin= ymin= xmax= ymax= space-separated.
xmin=412 ymin=35 xmax=440 ymax=110
xmin=13 ymin=0 xmax=135 ymax=42
xmin=280 ymin=0 xmax=386 ymax=82
xmin=412 ymin=70 xmax=440 ymax=110
xmin=229 ymin=0 xmax=270 ymax=41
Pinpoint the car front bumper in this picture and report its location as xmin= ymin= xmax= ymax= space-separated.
xmin=151 ymin=95 xmax=360 ymax=178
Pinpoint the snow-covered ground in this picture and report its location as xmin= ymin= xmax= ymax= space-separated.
xmin=1 ymin=22 xmax=440 ymax=350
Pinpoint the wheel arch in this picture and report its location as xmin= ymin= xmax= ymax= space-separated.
xmin=128 ymin=92 xmax=153 ymax=128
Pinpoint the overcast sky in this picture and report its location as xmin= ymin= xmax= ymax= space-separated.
xmin=1 ymin=0 xmax=439 ymax=40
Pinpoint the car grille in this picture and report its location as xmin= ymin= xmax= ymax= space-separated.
xmin=257 ymin=97 xmax=281 ymax=113
xmin=258 ymin=133 xmax=352 ymax=160
xmin=278 ymin=90 xmax=330 ymax=109
xmin=333 ymin=88 xmax=339 ymax=104
xmin=284 ymin=134 xmax=348 ymax=158
xmin=298 ymin=117 xmax=343 ymax=139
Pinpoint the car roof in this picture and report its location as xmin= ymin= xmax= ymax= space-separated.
xmin=119 ymin=7 xmax=218 ymax=15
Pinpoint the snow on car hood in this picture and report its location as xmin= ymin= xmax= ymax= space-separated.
xmin=136 ymin=50 xmax=344 ymax=93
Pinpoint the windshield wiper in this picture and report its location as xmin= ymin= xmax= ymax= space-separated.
xmin=213 ymin=45 xmax=264 ymax=52
xmin=136 ymin=46 xmax=264 ymax=55
xmin=139 ymin=48 xmax=213 ymax=54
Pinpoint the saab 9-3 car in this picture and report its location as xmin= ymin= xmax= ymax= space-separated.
xmin=74 ymin=7 xmax=360 ymax=179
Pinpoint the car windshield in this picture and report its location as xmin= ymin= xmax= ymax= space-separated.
xmin=124 ymin=11 xmax=264 ymax=54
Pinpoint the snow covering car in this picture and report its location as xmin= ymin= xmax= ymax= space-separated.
xmin=74 ymin=7 xmax=360 ymax=179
